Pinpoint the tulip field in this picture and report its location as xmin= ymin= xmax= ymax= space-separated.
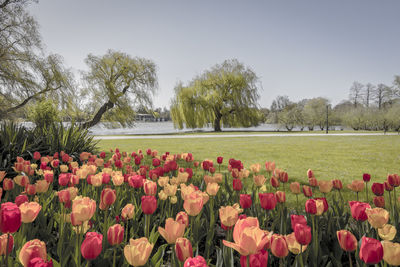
xmin=0 ymin=141 xmax=400 ymax=266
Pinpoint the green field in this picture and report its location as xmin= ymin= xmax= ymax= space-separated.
xmin=98 ymin=135 xmax=400 ymax=203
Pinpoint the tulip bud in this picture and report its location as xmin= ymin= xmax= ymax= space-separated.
xmin=217 ymin=157 xmax=223 ymax=164
xmin=176 ymin=211 xmax=189 ymax=228
xmin=15 ymin=194 xmax=29 ymax=207
xmin=318 ymin=180 xmax=333 ymax=193
xmin=363 ymin=173 xmax=371 ymax=182
xmin=387 ymin=174 xmax=400 ymax=187
xmin=100 ymin=188 xmax=116 ymax=210
xmin=206 ymin=182 xmax=220 ymax=196
xmin=175 ymin=237 xmax=193 ymax=262
xmin=107 ymin=224 xmax=124 ymax=246
xmin=0 ymin=202 xmax=21 ymax=233
xmin=3 ymin=178 xmax=14 ymax=191
xmin=270 ymin=176 xmax=280 ymax=188
xmin=305 ymin=199 xmax=324 ymax=215
xmin=26 ymin=184 xmax=36 ymax=196
xmin=307 ymin=169 xmax=314 ymax=178
xmin=81 ymin=232 xmax=103 ymax=260
xmin=337 ymin=230 xmax=357 ymax=252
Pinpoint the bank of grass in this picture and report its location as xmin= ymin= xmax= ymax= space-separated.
xmin=98 ymin=135 xmax=400 ymax=205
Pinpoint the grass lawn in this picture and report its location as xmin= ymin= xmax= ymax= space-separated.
xmin=97 ymin=135 xmax=400 ymax=204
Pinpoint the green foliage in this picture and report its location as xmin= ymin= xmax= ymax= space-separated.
xmin=171 ymin=59 xmax=263 ymax=131
xmin=0 ymin=121 xmax=46 ymax=175
xmin=0 ymin=121 xmax=98 ymax=175
xmin=27 ymin=99 xmax=60 ymax=129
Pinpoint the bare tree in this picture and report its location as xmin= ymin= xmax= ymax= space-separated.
xmin=373 ymin=84 xmax=391 ymax=110
xmin=349 ymin=81 xmax=363 ymax=108
xmin=364 ymin=83 xmax=375 ymax=107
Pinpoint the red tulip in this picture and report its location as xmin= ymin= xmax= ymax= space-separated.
xmin=290 ymin=215 xmax=307 ymax=231
xmin=100 ymin=188 xmax=116 ymax=210
xmin=217 ymin=157 xmax=223 ymax=164
xmin=279 ymin=172 xmax=288 ymax=183
xmin=240 ymin=249 xmax=268 ymax=267
xmin=384 ymin=181 xmax=393 ymax=191
xmin=363 ymin=173 xmax=371 ymax=182
xmin=387 ymin=174 xmax=400 ymax=187
xmin=233 ymin=178 xmax=243 ymax=191
xmin=152 ymin=158 xmax=161 ymax=167
xmin=305 ymin=199 xmax=324 ymax=215
xmin=33 ymin=152 xmax=41 ymax=161
xmin=349 ymin=201 xmax=371 ymax=222
xmin=332 ymin=179 xmax=343 ymax=190
xmin=270 ymin=177 xmax=280 ymax=188
xmin=81 ymin=232 xmax=103 ymax=260
xmin=28 ymin=257 xmax=53 ymax=266
xmin=270 ymin=234 xmax=289 ymax=258
xmin=107 ymin=224 xmax=124 ymax=246
xmin=3 ymin=178 xmax=14 ymax=191
xmin=373 ymin=196 xmax=385 ymax=208
xmin=371 ymin=183 xmax=384 ymax=196
xmin=99 ymin=152 xmax=106 ymax=159
xmin=259 ymin=193 xmax=277 ymax=210
xmin=141 ymin=196 xmax=157 ymax=215
xmin=239 ymin=194 xmax=252 ymax=209
xmin=0 ymin=202 xmax=21 ymax=233
xmin=307 ymin=169 xmax=314 ymax=178
xmin=302 ymin=185 xmax=313 ymax=198
xmin=294 ymin=223 xmax=311 ymax=245
xmin=128 ymin=175 xmax=144 ymax=189
xmin=359 ymin=236 xmax=383 ymax=264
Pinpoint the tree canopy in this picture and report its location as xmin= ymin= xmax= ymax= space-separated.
xmin=170 ymin=59 xmax=262 ymax=131
xmin=81 ymin=50 xmax=158 ymax=128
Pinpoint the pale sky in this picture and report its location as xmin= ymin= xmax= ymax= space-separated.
xmin=29 ymin=0 xmax=400 ymax=109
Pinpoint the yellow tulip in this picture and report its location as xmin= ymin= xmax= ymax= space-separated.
xmin=365 ymin=208 xmax=389 ymax=228
xmin=158 ymin=218 xmax=185 ymax=244
xmin=382 ymin=241 xmax=400 ymax=266
xmin=124 ymin=237 xmax=153 ymax=266
xmin=378 ymin=224 xmax=396 ymax=241
xmin=219 ymin=206 xmax=239 ymax=227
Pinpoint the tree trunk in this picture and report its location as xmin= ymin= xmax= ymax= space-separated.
xmin=82 ymin=101 xmax=114 ymax=128
xmin=214 ymin=116 xmax=222 ymax=132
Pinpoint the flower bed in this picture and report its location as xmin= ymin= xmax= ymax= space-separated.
xmin=0 ymin=148 xmax=399 ymax=266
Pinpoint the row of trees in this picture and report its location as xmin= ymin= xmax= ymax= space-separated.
xmin=268 ymin=77 xmax=400 ymax=132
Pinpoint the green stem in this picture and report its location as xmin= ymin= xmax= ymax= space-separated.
xmin=112 ymin=247 xmax=116 ymax=267
xmin=299 ymin=245 xmax=304 ymax=267
xmin=356 ymin=192 xmax=359 ymax=201
xmin=365 ymin=182 xmax=369 ymax=203
xmin=296 ymin=194 xmax=299 ymax=214
xmin=246 ymin=255 xmax=250 ymax=267
xmin=145 ymin=214 xmax=150 ymax=239
xmin=348 ymin=251 xmax=353 ymax=267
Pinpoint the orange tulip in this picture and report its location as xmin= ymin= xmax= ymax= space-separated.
xmin=180 ymin=184 xmax=196 ymax=200
xmin=378 ymin=224 xmax=396 ymax=241
xmin=275 ymin=191 xmax=286 ymax=203
xmin=308 ymin=177 xmax=318 ymax=187
xmin=253 ymin=175 xmax=266 ymax=187
xmin=19 ymin=239 xmax=47 ymax=267
xmin=124 ymin=237 xmax=153 ymax=266
xmin=347 ymin=180 xmax=364 ymax=192
xmin=250 ymin=163 xmax=261 ymax=173
xmin=158 ymin=218 xmax=186 ymax=244
xmin=35 ymin=180 xmax=49 ymax=193
xmin=222 ymin=217 xmax=269 ymax=256
xmin=121 ymin=203 xmax=135 ymax=220
xmin=290 ymin=182 xmax=301 ymax=194
xmin=318 ymin=180 xmax=333 ymax=193
xmin=336 ymin=230 xmax=357 ymax=252
xmin=19 ymin=202 xmax=41 ymax=223
xmin=219 ymin=206 xmax=239 ymax=227
xmin=365 ymin=208 xmax=389 ymax=228
xmin=71 ymin=196 xmax=96 ymax=224
xmin=206 ymin=182 xmax=220 ymax=196
xmin=111 ymin=172 xmax=124 ymax=186
xmin=382 ymin=241 xmax=400 ymax=266
xmin=332 ymin=179 xmax=343 ymax=190
xmin=183 ymin=191 xmax=204 ymax=216
xmin=270 ymin=234 xmax=289 ymax=258
xmin=0 ymin=171 xmax=5 ymax=182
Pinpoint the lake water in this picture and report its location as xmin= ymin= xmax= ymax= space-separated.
xmin=89 ymin=122 xmax=340 ymax=135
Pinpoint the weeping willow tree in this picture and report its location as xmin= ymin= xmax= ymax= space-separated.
xmin=170 ymin=59 xmax=262 ymax=132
